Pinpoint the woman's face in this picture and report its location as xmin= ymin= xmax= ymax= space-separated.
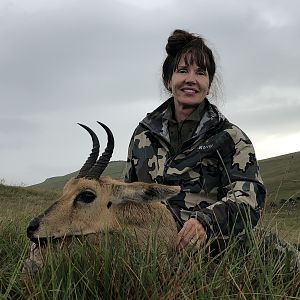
xmin=169 ymin=56 xmax=210 ymax=108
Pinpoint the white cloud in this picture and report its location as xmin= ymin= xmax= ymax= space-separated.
xmin=255 ymin=132 xmax=300 ymax=160
xmin=115 ymin=0 xmax=173 ymax=10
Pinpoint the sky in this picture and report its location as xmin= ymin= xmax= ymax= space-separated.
xmin=1 ymin=0 xmax=300 ymax=186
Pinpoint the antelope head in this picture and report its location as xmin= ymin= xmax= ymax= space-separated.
xmin=27 ymin=122 xmax=179 ymax=246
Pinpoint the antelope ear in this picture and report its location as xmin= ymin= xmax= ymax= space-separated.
xmin=111 ymin=183 xmax=180 ymax=204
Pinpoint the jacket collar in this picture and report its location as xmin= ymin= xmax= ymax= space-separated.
xmin=140 ymin=97 xmax=227 ymax=145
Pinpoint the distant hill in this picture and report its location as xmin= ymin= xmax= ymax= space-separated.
xmin=259 ymin=151 xmax=300 ymax=201
xmin=30 ymin=161 xmax=126 ymax=191
xmin=30 ymin=152 xmax=300 ymax=202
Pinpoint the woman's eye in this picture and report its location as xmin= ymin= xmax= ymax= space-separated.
xmin=177 ymin=68 xmax=187 ymax=73
xmin=196 ymin=69 xmax=207 ymax=76
xmin=75 ymin=191 xmax=96 ymax=204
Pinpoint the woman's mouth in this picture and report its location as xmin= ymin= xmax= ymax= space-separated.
xmin=181 ymin=88 xmax=198 ymax=95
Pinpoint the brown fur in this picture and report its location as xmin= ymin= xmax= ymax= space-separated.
xmin=29 ymin=176 xmax=180 ymax=251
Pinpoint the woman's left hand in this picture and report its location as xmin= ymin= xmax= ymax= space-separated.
xmin=176 ymin=218 xmax=206 ymax=250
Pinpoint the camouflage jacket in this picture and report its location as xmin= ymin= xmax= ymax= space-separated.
xmin=125 ymin=98 xmax=266 ymax=241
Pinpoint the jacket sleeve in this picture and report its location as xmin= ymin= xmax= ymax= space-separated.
xmin=124 ymin=129 xmax=138 ymax=183
xmin=190 ymin=125 xmax=266 ymax=240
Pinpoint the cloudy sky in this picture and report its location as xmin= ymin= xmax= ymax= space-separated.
xmin=1 ymin=0 xmax=300 ymax=186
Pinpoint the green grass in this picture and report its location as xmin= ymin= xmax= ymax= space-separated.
xmin=1 ymin=218 xmax=299 ymax=299
xmin=0 ymin=184 xmax=60 ymax=223
xmin=259 ymin=151 xmax=300 ymax=202
xmin=0 ymin=182 xmax=299 ymax=298
xmin=261 ymin=206 xmax=300 ymax=245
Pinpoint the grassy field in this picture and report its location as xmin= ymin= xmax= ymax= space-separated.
xmin=259 ymin=151 xmax=300 ymax=202
xmin=0 ymin=151 xmax=300 ymax=298
xmin=0 ymin=181 xmax=299 ymax=298
xmin=2 ymin=218 xmax=298 ymax=299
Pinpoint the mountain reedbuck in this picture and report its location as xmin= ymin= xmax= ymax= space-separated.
xmin=25 ymin=122 xmax=180 ymax=271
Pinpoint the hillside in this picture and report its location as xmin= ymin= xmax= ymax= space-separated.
xmin=0 ymin=183 xmax=61 ymax=222
xmin=259 ymin=151 xmax=300 ymax=201
xmin=30 ymin=160 xmax=126 ymax=191
xmin=30 ymin=152 xmax=300 ymax=202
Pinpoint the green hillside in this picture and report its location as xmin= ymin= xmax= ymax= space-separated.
xmin=0 ymin=184 xmax=60 ymax=222
xmin=30 ymin=152 xmax=300 ymax=203
xmin=259 ymin=151 xmax=300 ymax=202
xmin=30 ymin=160 xmax=126 ymax=191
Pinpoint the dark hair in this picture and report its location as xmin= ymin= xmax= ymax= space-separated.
xmin=162 ymin=29 xmax=216 ymax=92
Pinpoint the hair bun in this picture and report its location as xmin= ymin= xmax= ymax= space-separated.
xmin=165 ymin=29 xmax=195 ymax=57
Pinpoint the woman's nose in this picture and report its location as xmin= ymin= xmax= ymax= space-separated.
xmin=184 ymin=71 xmax=196 ymax=83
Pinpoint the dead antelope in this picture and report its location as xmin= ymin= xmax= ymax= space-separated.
xmin=26 ymin=122 xmax=180 ymax=267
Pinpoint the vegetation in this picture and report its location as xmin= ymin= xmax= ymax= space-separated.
xmin=259 ymin=151 xmax=300 ymax=202
xmin=1 ymin=221 xmax=300 ymax=299
xmin=0 ymin=151 xmax=299 ymax=298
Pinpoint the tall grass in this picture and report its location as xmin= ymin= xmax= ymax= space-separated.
xmin=0 ymin=183 xmax=299 ymax=299
xmin=0 ymin=218 xmax=299 ymax=299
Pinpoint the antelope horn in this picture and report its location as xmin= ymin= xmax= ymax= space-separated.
xmin=76 ymin=123 xmax=100 ymax=179
xmin=85 ymin=122 xmax=114 ymax=179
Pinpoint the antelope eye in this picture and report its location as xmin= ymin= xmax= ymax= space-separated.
xmin=75 ymin=191 xmax=96 ymax=204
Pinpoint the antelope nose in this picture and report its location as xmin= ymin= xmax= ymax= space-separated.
xmin=27 ymin=218 xmax=40 ymax=238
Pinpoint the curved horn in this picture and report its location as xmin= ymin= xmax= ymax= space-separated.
xmin=85 ymin=122 xmax=114 ymax=179
xmin=76 ymin=123 xmax=100 ymax=179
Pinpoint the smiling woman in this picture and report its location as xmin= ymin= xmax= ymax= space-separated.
xmin=125 ymin=29 xmax=267 ymax=253
xmin=168 ymin=57 xmax=210 ymax=122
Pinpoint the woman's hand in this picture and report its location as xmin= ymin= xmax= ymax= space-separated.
xmin=176 ymin=218 xmax=206 ymax=250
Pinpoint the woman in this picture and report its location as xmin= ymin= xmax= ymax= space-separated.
xmin=125 ymin=29 xmax=266 ymax=252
